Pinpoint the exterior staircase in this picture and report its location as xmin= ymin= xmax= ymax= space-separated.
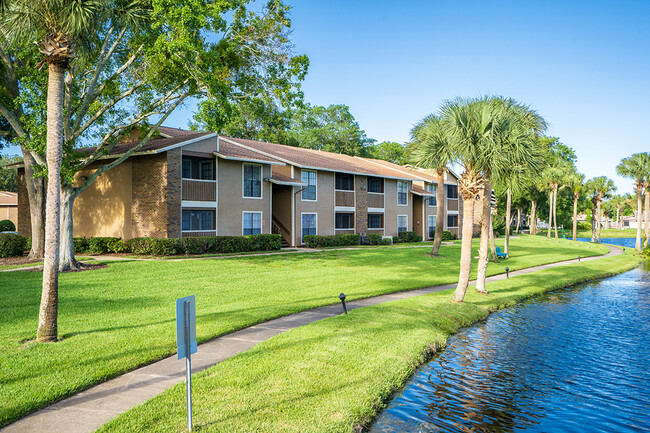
xmin=272 ymin=217 xmax=291 ymax=248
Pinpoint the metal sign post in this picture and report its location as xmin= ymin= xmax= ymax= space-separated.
xmin=176 ymin=295 xmax=197 ymax=431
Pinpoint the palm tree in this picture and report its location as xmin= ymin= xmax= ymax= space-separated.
xmin=617 ymin=153 xmax=649 ymax=251
xmin=3 ymin=0 xmax=142 ymax=342
xmin=409 ymin=114 xmax=453 ymax=256
xmin=566 ymin=172 xmax=585 ymax=241
xmin=585 ymin=176 xmax=616 ymax=243
xmin=539 ymin=167 xmax=563 ymax=238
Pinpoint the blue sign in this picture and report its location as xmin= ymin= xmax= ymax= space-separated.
xmin=176 ymin=295 xmax=197 ymax=360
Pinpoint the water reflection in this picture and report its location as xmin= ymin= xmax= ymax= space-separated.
xmin=370 ymin=266 xmax=650 ymax=432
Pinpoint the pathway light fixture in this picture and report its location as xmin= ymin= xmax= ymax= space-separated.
xmin=339 ymin=293 xmax=348 ymax=315
xmin=505 ymin=267 xmax=510 ymax=278
xmin=578 ymin=256 xmax=581 ymax=262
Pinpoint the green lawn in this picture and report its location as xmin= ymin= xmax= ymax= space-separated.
xmin=99 ymin=253 xmax=643 ymax=433
xmin=0 ymin=236 xmax=608 ymax=427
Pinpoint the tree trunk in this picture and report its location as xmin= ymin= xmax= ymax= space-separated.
xmin=596 ymin=199 xmax=602 ymax=243
xmin=489 ymin=215 xmax=497 ymax=261
xmin=530 ymin=200 xmax=537 ymax=235
xmin=431 ymin=169 xmax=446 ymax=256
xmin=38 ymin=63 xmax=65 ymax=343
xmin=59 ymin=186 xmax=82 ymax=272
xmin=634 ymin=185 xmax=642 ymax=250
xmin=504 ymin=187 xmax=512 ymax=254
xmin=616 ymin=206 xmax=621 ymax=230
xmin=547 ymin=191 xmax=552 ymax=238
xmin=516 ymin=207 xmax=521 ymax=234
xmin=572 ymin=194 xmax=578 ymax=241
xmin=553 ymin=187 xmax=559 ymax=238
xmin=643 ymin=184 xmax=650 ymax=247
xmin=476 ymin=180 xmax=492 ymax=293
xmin=591 ymin=199 xmax=597 ymax=243
xmin=21 ymin=149 xmax=46 ymax=259
xmin=452 ymin=197 xmax=475 ymax=303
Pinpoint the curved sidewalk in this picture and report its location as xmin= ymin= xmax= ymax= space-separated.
xmin=2 ymin=245 xmax=622 ymax=433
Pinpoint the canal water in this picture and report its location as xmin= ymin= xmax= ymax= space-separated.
xmin=370 ymin=259 xmax=650 ymax=432
xmin=576 ymin=237 xmax=638 ymax=249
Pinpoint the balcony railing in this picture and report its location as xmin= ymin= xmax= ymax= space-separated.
xmin=367 ymin=193 xmax=384 ymax=208
xmin=182 ymin=179 xmax=216 ymax=201
xmin=447 ymin=199 xmax=459 ymax=211
xmin=335 ymin=190 xmax=354 ymax=207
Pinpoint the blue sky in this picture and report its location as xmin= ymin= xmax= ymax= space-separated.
xmin=6 ymin=1 xmax=648 ymax=194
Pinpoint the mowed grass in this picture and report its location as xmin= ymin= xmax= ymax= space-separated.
xmin=0 ymin=236 xmax=607 ymax=426
xmin=99 ymin=253 xmax=643 ymax=433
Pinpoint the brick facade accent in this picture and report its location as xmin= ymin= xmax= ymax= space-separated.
xmin=355 ymin=175 xmax=368 ymax=235
xmin=16 ymin=169 xmax=31 ymax=237
xmin=166 ymin=149 xmax=182 ymax=239
xmin=131 ymin=154 xmax=168 ymax=238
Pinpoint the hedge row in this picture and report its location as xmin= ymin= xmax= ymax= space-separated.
xmin=392 ymin=231 xmax=422 ymax=243
xmin=0 ymin=233 xmax=26 ymax=258
xmin=365 ymin=233 xmax=392 ymax=245
xmin=303 ymin=234 xmax=360 ymax=248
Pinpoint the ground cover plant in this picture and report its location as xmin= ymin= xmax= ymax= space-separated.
xmin=0 ymin=236 xmax=608 ymax=426
xmin=99 ymin=253 xmax=642 ymax=433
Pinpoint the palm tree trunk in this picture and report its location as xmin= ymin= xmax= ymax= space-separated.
xmin=553 ymin=187 xmax=559 ymax=238
xmin=547 ymin=191 xmax=552 ymax=238
xmin=431 ymin=169 xmax=445 ymax=255
xmin=516 ymin=207 xmax=521 ymax=234
xmin=505 ymin=187 xmax=512 ymax=254
xmin=572 ymin=194 xmax=578 ymax=241
xmin=59 ymin=186 xmax=81 ymax=272
xmin=489 ymin=216 xmax=497 ymax=261
xmin=452 ymin=196 xmax=476 ymax=303
xmin=596 ymin=199 xmax=602 ymax=242
xmin=476 ymin=180 xmax=492 ymax=293
xmin=530 ymin=200 xmax=537 ymax=235
xmin=635 ymin=184 xmax=643 ymax=250
xmin=616 ymin=206 xmax=621 ymax=230
xmin=21 ymin=149 xmax=46 ymax=259
xmin=37 ymin=63 xmax=64 ymax=343
xmin=643 ymin=184 xmax=650 ymax=247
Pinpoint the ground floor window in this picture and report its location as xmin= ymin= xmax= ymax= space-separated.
xmin=447 ymin=214 xmax=458 ymax=228
xmin=368 ymin=213 xmax=383 ymax=229
xmin=335 ymin=212 xmax=354 ymax=229
xmin=243 ymin=212 xmax=262 ymax=235
xmin=302 ymin=213 xmax=317 ymax=242
xmin=398 ymin=215 xmax=408 ymax=233
xmin=428 ymin=215 xmax=436 ymax=239
xmin=182 ymin=209 xmax=215 ymax=231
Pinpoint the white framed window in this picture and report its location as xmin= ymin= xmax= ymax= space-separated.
xmin=447 ymin=214 xmax=459 ymax=228
xmin=243 ymin=211 xmax=262 ymax=235
xmin=368 ymin=213 xmax=383 ymax=229
xmin=182 ymin=209 xmax=215 ymax=231
xmin=397 ymin=181 xmax=408 ymax=206
xmin=447 ymin=184 xmax=458 ymax=199
xmin=398 ymin=215 xmax=408 ymax=233
xmin=243 ymin=164 xmax=262 ymax=199
xmin=301 ymin=213 xmax=317 ymax=243
xmin=428 ymin=215 xmax=437 ymax=239
xmin=301 ymin=170 xmax=317 ymax=201
xmin=428 ymin=183 xmax=437 ymax=207
xmin=335 ymin=212 xmax=354 ymax=229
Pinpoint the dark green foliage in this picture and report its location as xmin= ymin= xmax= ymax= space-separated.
xmin=0 ymin=220 xmax=16 ymax=232
xmin=303 ymin=234 xmax=360 ymax=248
xmin=492 ymin=216 xmax=506 ymax=236
xmin=576 ymin=221 xmax=591 ymax=230
xmin=440 ymin=230 xmax=456 ymax=241
xmin=73 ymin=237 xmax=127 ymax=254
xmin=642 ymin=244 xmax=650 ymax=259
xmin=126 ymin=238 xmax=184 ymax=256
xmin=392 ymin=231 xmax=422 ymax=243
xmin=365 ymin=233 xmax=392 ymax=245
xmin=0 ymin=233 xmax=26 ymax=257
xmin=181 ymin=235 xmax=281 ymax=255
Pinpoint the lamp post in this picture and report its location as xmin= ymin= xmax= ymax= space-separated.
xmin=505 ymin=267 xmax=509 ymax=278
xmin=339 ymin=293 xmax=348 ymax=314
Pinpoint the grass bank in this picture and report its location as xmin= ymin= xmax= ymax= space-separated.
xmin=100 ymin=253 xmax=643 ymax=433
xmin=0 ymin=236 xmax=606 ymax=426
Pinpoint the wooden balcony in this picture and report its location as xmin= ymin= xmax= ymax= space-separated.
xmin=182 ymin=179 xmax=216 ymax=201
xmin=367 ymin=193 xmax=384 ymax=208
xmin=335 ymin=190 xmax=354 ymax=207
xmin=181 ymin=231 xmax=217 ymax=238
xmin=447 ymin=199 xmax=459 ymax=211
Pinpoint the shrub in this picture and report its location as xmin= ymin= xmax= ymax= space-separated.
xmin=441 ymin=230 xmax=456 ymax=241
xmin=492 ymin=216 xmax=506 ymax=236
xmin=365 ymin=233 xmax=392 ymax=245
xmin=0 ymin=219 xmax=16 ymax=232
xmin=72 ymin=237 xmax=126 ymax=254
xmin=181 ymin=234 xmax=281 ymax=255
xmin=127 ymin=237 xmax=184 ymax=256
xmin=303 ymin=234 xmax=360 ymax=248
xmin=0 ymin=233 xmax=26 ymax=258
xmin=246 ymin=234 xmax=282 ymax=251
xmin=642 ymin=243 xmax=650 ymax=259
xmin=392 ymin=231 xmax=422 ymax=244
xmin=577 ymin=221 xmax=591 ymax=231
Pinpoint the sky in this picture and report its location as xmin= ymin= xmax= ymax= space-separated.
xmin=5 ymin=1 xmax=649 ymax=194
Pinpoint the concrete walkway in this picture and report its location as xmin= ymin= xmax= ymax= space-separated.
xmin=2 ymin=244 xmax=622 ymax=433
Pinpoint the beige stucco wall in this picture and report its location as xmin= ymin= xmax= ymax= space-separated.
xmin=0 ymin=205 xmax=17 ymax=226
xmin=73 ymin=160 xmax=133 ymax=239
xmin=294 ymin=168 xmax=335 ymax=245
xmin=217 ymin=159 xmax=271 ymax=236
xmin=384 ymin=179 xmax=412 ymax=237
xmin=185 ymin=136 xmax=218 ymax=154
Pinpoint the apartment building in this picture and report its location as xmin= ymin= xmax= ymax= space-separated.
xmin=16 ymin=127 xmax=463 ymax=246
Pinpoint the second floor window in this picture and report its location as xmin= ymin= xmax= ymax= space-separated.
xmin=397 ymin=181 xmax=408 ymax=205
xmin=368 ymin=176 xmax=384 ymax=193
xmin=428 ymin=183 xmax=437 ymax=206
xmin=301 ymin=170 xmax=317 ymax=200
xmin=182 ymin=157 xmax=214 ymax=180
xmin=335 ymin=173 xmax=354 ymax=191
xmin=243 ymin=164 xmax=262 ymax=198
xmin=447 ymin=184 xmax=458 ymax=199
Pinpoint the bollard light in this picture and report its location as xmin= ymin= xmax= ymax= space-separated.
xmin=623 ymin=248 xmax=626 ymax=254
xmin=505 ymin=267 xmax=509 ymax=278
xmin=339 ymin=293 xmax=348 ymax=315
xmin=578 ymin=256 xmax=581 ymax=263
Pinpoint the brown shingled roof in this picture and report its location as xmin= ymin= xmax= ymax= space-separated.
xmin=80 ymin=131 xmax=213 ymax=157
xmin=216 ymin=139 xmax=284 ymax=164
xmin=0 ymin=191 xmax=18 ymax=205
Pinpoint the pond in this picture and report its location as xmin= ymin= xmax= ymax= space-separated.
xmin=370 ymin=262 xmax=650 ymax=432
